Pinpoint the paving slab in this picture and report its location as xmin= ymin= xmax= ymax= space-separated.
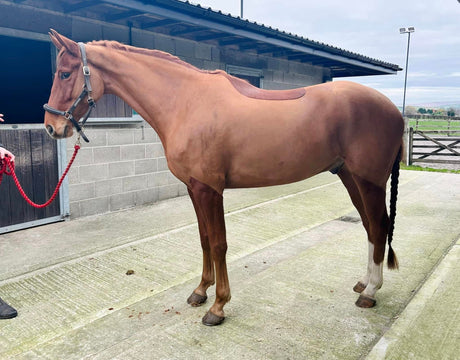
xmin=0 ymin=174 xmax=336 ymax=281
xmin=0 ymin=171 xmax=459 ymax=359
xmin=367 ymin=238 xmax=460 ymax=360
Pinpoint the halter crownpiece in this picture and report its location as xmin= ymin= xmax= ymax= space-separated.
xmin=43 ymin=42 xmax=96 ymax=143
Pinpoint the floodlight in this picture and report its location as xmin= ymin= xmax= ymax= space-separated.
xmin=400 ymin=27 xmax=415 ymax=34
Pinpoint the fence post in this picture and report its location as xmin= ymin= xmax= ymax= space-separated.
xmin=408 ymin=127 xmax=414 ymax=165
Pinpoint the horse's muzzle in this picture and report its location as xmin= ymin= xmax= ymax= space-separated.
xmin=45 ymin=123 xmax=70 ymax=139
xmin=46 ymin=124 xmax=55 ymax=137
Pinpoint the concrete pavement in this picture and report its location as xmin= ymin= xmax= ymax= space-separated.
xmin=0 ymin=171 xmax=459 ymax=359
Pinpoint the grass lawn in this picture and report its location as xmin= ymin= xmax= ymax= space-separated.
xmin=400 ymin=163 xmax=460 ymax=174
xmin=408 ymin=118 xmax=460 ymax=132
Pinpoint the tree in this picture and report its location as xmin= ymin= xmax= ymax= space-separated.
xmin=434 ymin=108 xmax=446 ymax=116
xmin=417 ymin=107 xmax=427 ymax=114
xmin=405 ymin=106 xmax=418 ymax=115
xmin=447 ymin=108 xmax=456 ymax=117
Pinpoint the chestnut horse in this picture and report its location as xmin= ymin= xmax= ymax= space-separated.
xmin=44 ymin=30 xmax=404 ymax=326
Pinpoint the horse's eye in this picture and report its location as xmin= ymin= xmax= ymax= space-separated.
xmin=60 ymin=72 xmax=71 ymax=80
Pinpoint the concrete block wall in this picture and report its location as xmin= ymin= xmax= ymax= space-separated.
xmin=66 ymin=122 xmax=187 ymax=219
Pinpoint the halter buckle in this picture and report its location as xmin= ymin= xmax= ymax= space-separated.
xmin=88 ymin=98 xmax=95 ymax=108
xmin=82 ymin=65 xmax=90 ymax=76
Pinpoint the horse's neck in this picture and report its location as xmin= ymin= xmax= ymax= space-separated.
xmin=90 ymin=46 xmax=194 ymax=143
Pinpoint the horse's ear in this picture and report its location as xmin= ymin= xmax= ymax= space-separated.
xmin=49 ymin=29 xmax=79 ymax=57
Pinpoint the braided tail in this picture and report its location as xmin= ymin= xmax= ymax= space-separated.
xmin=387 ymin=147 xmax=401 ymax=270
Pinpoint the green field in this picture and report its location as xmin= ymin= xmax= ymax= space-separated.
xmin=408 ymin=118 xmax=460 ymax=132
xmin=400 ymin=163 xmax=460 ymax=174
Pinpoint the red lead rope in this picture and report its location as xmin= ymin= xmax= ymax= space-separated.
xmin=0 ymin=144 xmax=80 ymax=208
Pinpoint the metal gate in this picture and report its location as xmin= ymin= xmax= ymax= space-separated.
xmin=0 ymin=126 xmax=68 ymax=233
xmin=408 ymin=117 xmax=460 ymax=166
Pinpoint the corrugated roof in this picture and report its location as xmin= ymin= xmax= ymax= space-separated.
xmin=180 ymin=0 xmax=400 ymax=72
xmin=13 ymin=0 xmax=401 ymax=77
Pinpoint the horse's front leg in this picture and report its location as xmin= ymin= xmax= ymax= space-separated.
xmin=188 ymin=178 xmax=231 ymax=326
xmin=187 ymin=188 xmax=215 ymax=307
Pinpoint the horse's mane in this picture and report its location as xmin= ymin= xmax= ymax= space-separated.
xmin=87 ymin=40 xmax=306 ymax=101
xmin=89 ymin=40 xmax=217 ymax=75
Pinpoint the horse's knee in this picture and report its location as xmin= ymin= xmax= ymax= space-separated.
xmin=211 ymin=241 xmax=227 ymax=259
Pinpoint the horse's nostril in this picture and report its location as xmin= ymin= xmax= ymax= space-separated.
xmin=46 ymin=125 xmax=54 ymax=136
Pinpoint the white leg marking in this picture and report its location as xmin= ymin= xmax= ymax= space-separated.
xmin=362 ymin=260 xmax=383 ymax=299
xmin=359 ymin=242 xmax=374 ymax=286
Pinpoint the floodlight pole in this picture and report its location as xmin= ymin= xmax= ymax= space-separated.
xmin=400 ymin=27 xmax=415 ymax=165
xmin=400 ymin=27 xmax=415 ymax=118
xmin=240 ymin=0 xmax=243 ymax=18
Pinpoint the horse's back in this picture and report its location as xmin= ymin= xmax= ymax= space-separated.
xmin=168 ymin=79 xmax=403 ymax=191
xmin=223 ymin=81 xmax=403 ymax=189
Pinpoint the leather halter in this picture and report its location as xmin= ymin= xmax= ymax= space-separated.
xmin=43 ymin=42 xmax=95 ymax=143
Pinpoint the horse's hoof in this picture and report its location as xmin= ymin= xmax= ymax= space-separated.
xmin=202 ymin=311 xmax=225 ymax=326
xmin=355 ymin=294 xmax=376 ymax=308
xmin=0 ymin=298 xmax=18 ymax=319
xmin=353 ymin=282 xmax=366 ymax=294
xmin=187 ymin=292 xmax=207 ymax=307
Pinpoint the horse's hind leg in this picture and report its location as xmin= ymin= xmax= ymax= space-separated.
xmin=338 ymin=167 xmax=372 ymax=294
xmin=188 ymin=178 xmax=231 ymax=326
xmin=352 ymin=175 xmax=389 ymax=308
xmin=187 ymin=188 xmax=215 ymax=307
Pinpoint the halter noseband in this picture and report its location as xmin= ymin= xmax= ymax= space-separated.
xmin=43 ymin=42 xmax=95 ymax=143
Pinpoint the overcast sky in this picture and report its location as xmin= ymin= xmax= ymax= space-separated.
xmin=195 ymin=0 xmax=460 ymax=107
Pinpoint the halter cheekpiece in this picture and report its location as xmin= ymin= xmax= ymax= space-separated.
xmin=43 ymin=42 xmax=95 ymax=142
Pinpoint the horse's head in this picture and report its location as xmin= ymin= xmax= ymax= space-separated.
xmin=44 ymin=30 xmax=104 ymax=141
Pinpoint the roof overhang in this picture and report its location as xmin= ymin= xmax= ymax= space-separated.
xmin=8 ymin=0 xmax=402 ymax=77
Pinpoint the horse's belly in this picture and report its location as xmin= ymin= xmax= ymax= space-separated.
xmin=225 ymin=168 xmax=319 ymax=188
xmin=225 ymin=142 xmax=337 ymax=189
